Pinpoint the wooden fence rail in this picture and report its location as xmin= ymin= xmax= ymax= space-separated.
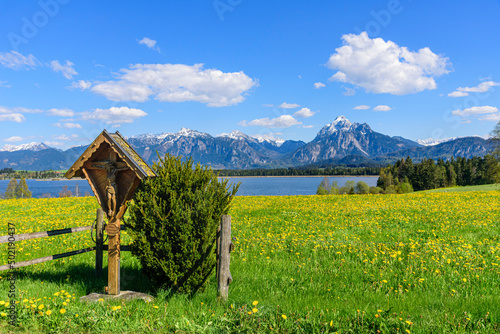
xmin=1 ymin=210 xmax=233 ymax=299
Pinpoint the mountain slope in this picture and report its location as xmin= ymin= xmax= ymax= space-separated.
xmin=288 ymin=116 xmax=422 ymax=164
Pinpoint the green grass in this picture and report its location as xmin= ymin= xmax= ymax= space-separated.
xmin=1 ymin=193 xmax=500 ymax=333
xmin=421 ymin=183 xmax=500 ymax=193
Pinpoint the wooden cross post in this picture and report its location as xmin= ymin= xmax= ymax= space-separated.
xmin=65 ymin=130 xmax=156 ymax=296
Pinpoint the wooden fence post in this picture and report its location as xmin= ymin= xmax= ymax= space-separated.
xmin=217 ymin=215 xmax=234 ymax=301
xmin=95 ymin=208 xmax=104 ymax=278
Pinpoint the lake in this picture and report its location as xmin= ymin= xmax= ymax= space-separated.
xmin=0 ymin=176 xmax=378 ymax=198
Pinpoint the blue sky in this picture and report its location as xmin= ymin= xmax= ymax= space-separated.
xmin=0 ymin=0 xmax=499 ymax=150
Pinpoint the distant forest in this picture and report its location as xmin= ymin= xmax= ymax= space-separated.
xmin=0 ymin=168 xmax=64 ymax=180
xmin=215 ymin=166 xmax=381 ymax=177
xmin=377 ymin=155 xmax=500 ymax=192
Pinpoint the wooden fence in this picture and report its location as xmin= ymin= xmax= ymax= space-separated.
xmin=0 ymin=208 xmax=121 ymax=274
xmin=1 ymin=209 xmax=233 ymax=299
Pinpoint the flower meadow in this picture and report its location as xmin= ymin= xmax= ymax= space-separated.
xmin=1 ymin=192 xmax=500 ymax=333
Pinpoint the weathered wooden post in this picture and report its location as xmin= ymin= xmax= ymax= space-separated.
xmin=95 ymin=208 xmax=104 ymax=278
xmin=65 ymin=130 xmax=156 ymax=296
xmin=217 ymin=215 xmax=234 ymax=301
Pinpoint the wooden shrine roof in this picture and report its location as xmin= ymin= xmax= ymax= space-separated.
xmin=65 ymin=130 xmax=156 ymax=179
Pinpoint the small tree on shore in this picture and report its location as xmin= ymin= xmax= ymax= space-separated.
xmin=15 ymin=178 xmax=32 ymax=198
xmin=4 ymin=179 xmax=18 ymax=199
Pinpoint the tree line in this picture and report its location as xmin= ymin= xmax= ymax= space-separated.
xmin=216 ymin=166 xmax=380 ymax=177
xmin=377 ymin=155 xmax=500 ymax=192
xmin=0 ymin=168 xmax=64 ymax=180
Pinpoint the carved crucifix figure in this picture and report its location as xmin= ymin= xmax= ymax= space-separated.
xmin=88 ymin=160 xmax=128 ymax=218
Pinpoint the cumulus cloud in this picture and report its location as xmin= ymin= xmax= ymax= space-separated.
xmin=239 ymin=115 xmax=302 ymax=128
xmin=53 ymin=134 xmax=78 ymax=141
xmin=47 ymin=108 xmax=75 ymax=117
xmin=81 ymin=106 xmax=147 ymax=124
xmin=0 ymin=114 xmax=24 ymax=122
xmin=327 ymin=32 xmax=451 ymax=95
xmin=0 ymin=106 xmax=42 ymax=122
xmin=0 ymin=51 xmax=39 ymax=70
xmin=448 ymin=81 xmax=500 ymax=97
xmin=480 ymin=113 xmax=500 ymax=122
xmin=50 ymin=60 xmax=78 ymax=79
xmin=90 ymin=63 xmax=257 ymax=107
xmin=374 ymin=105 xmax=392 ymax=112
xmin=4 ymin=136 xmax=27 ymax=142
xmin=293 ymin=107 xmax=316 ymax=118
xmin=452 ymin=106 xmax=498 ymax=117
xmin=53 ymin=122 xmax=82 ymax=129
xmin=343 ymin=87 xmax=356 ymax=96
xmin=314 ymin=82 xmax=326 ymax=89
xmin=354 ymin=105 xmax=370 ymax=110
xmin=138 ymin=37 xmax=160 ymax=52
xmin=69 ymin=80 xmax=92 ymax=90
xmin=278 ymin=102 xmax=300 ymax=109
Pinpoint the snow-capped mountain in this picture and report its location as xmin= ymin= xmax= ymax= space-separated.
xmin=0 ymin=142 xmax=52 ymax=152
xmin=417 ymin=137 xmax=458 ymax=146
xmin=0 ymin=119 xmax=492 ymax=170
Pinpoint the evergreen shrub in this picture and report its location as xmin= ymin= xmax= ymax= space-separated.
xmin=127 ymin=154 xmax=239 ymax=293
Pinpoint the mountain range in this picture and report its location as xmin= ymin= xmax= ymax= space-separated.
xmin=0 ymin=116 xmax=492 ymax=171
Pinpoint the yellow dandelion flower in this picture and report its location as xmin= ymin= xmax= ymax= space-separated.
xmin=75 ymin=314 xmax=79 ymax=317
xmin=381 ymin=280 xmax=388 ymax=283
xmin=0 ymin=301 xmax=4 ymax=305
xmin=330 ymin=320 xmax=333 ymax=327
xmin=252 ymin=308 xmax=258 ymax=313
xmin=247 ymin=311 xmax=252 ymax=315
xmin=63 ymin=302 xmax=67 ymax=306
xmin=252 ymin=300 xmax=258 ymax=306
xmin=54 ymin=292 xmax=60 ymax=296
xmin=153 ymin=305 xmax=159 ymax=309
xmin=60 ymin=309 xmax=66 ymax=314
xmin=462 ymin=278 xmax=467 ymax=282
xmin=377 ymin=309 xmax=382 ymax=313
xmin=406 ymin=320 xmax=413 ymax=325
xmin=0 ymin=312 xmax=6 ymax=317
xmin=46 ymin=310 xmax=52 ymax=316
xmin=98 ymin=298 xmax=104 ymax=302
xmin=38 ymin=304 xmax=44 ymax=310
xmin=375 ymin=314 xmax=379 ymax=318
xmin=282 ymin=314 xmax=287 ymax=319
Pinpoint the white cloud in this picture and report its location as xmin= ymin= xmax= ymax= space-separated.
xmin=0 ymin=80 xmax=10 ymax=87
xmin=53 ymin=122 xmax=82 ymax=129
xmin=0 ymin=51 xmax=39 ymax=70
xmin=4 ymin=136 xmax=26 ymax=142
xmin=47 ymin=108 xmax=75 ymax=117
xmin=50 ymin=60 xmax=78 ymax=79
xmin=90 ymin=63 xmax=257 ymax=107
xmin=293 ymin=107 xmax=316 ymax=118
xmin=138 ymin=37 xmax=160 ymax=52
xmin=452 ymin=106 xmax=498 ymax=117
xmin=448 ymin=81 xmax=500 ymax=97
xmin=44 ymin=141 xmax=63 ymax=147
xmin=81 ymin=106 xmax=147 ymax=124
xmin=327 ymin=32 xmax=451 ymax=95
xmin=69 ymin=80 xmax=92 ymax=90
xmin=354 ymin=105 xmax=370 ymax=110
xmin=314 ymin=82 xmax=325 ymax=89
xmin=0 ymin=106 xmax=42 ymax=122
xmin=374 ymin=105 xmax=392 ymax=112
xmin=278 ymin=102 xmax=300 ymax=109
xmin=53 ymin=134 xmax=78 ymax=141
xmin=0 ymin=113 xmax=25 ymax=122
xmin=262 ymin=104 xmax=274 ymax=107
xmin=239 ymin=115 xmax=302 ymax=128
xmin=479 ymin=113 xmax=500 ymax=122
xmin=448 ymin=91 xmax=468 ymax=97
xmin=302 ymin=125 xmax=314 ymax=128
xmin=0 ymin=106 xmax=43 ymax=114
